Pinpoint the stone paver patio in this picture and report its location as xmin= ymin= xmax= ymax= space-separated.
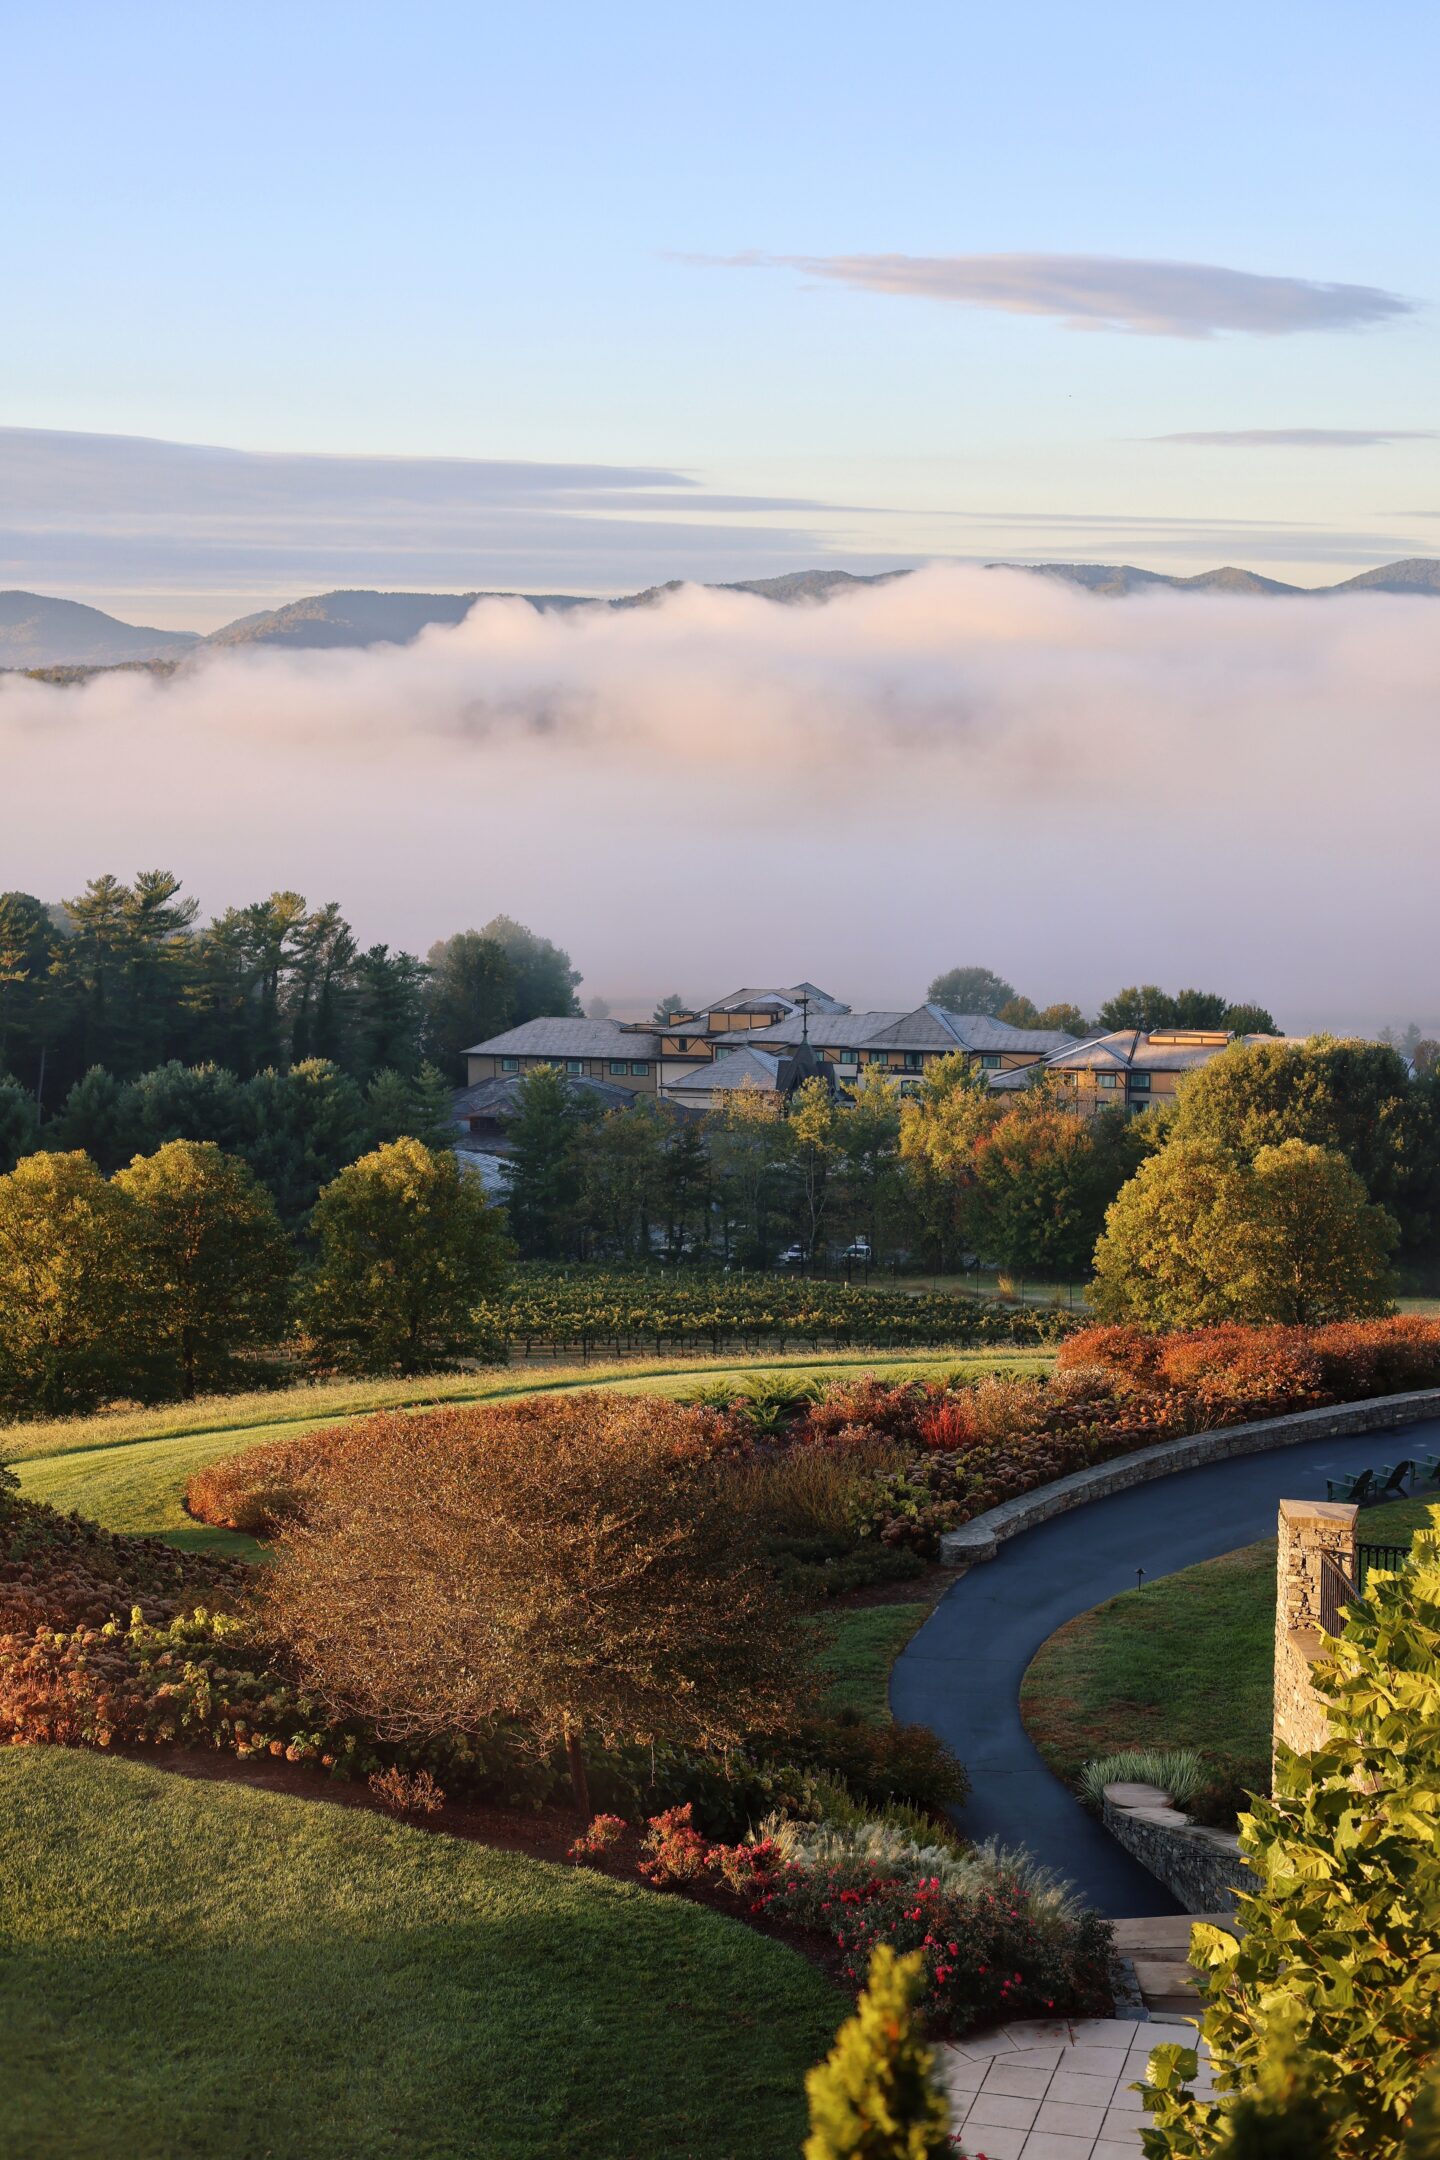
xmin=938 ymin=2015 xmax=1212 ymax=2159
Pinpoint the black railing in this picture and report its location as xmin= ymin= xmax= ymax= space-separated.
xmin=1319 ymin=1540 xmax=1413 ymax=1634
xmin=1357 ymin=1541 xmax=1412 ymax=1588
xmin=1319 ymin=1551 xmax=1358 ymax=1636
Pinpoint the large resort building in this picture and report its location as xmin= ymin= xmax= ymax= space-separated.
xmin=461 ymin=982 xmax=1080 ymax=1112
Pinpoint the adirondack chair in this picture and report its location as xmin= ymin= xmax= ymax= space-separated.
xmin=1327 ymin=1467 xmax=1376 ymax=1504
xmin=1416 ymin=1453 xmax=1440 ymax=1487
xmin=1375 ymin=1459 xmax=1416 ymax=1500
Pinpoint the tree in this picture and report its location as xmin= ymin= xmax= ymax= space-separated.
xmin=969 ymin=1100 xmax=1144 ymax=1279
xmin=706 ymin=1083 xmax=794 ymax=1265
xmin=240 ymin=1058 xmax=367 ymax=1230
xmin=661 ymin=1111 xmax=712 ymax=1257
xmin=0 ymin=1151 xmax=138 ymax=1414
xmin=502 ymin=1063 xmax=595 ymax=1258
xmin=925 ymin=965 xmax=1017 ymax=1017
xmin=48 ymin=1064 xmax=133 ymax=1170
xmin=363 ymin=1063 xmax=456 ymax=1151
xmin=303 ymin=1138 xmax=510 ymax=1375
xmin=422 ymin=930 xmax=517 ymax=1079
xmin=1091 ymin=1137 xmax=1397 ymax=1329
xmin=996 ymin=995 xmax=1040 ymax=1026
xmin=1170 ymin=1036 xmax=1427 ymax=1247
xmin=897 ymin=1054 xmax=1004 ymax=1261
xmin=112 ymin=1141 xmax=294 ymax=1397
xmin=1098 ymin=983 xmax=1178 ymax=1031
xmin=835 ymin=1067 xmax=905 ymax=1258
xmin=476 ymin=915 xmax=581 ymax=1022
xmin=1142 ymin=1516 xmax=1440 ymax=2160
xmin=804 ymin=1946 xmax=951 ymax=2160
xmin=0 ymin=1076 xmax=38 ymax=1175
xmin=1090 ymin=1138 xmax=1262 ymax=1328
xmin=577 ymin=1098 xmax=671 ymax=1260
xmin=1236 ymin=1141 xmax=1397 ymax=1325
xmin=652 ymin=993 xmax=689 ymax=1024
xmin=1035 ymin=1002 xmax=1092 ymax=1035
xmin=1223 ymin=1003 xmax=1280 ymax=1038
xmin=263 ymin=1389 xmax=802 ymax=1811
xmin=789 ymin=1076 xmax=842 ymax=1258
xmin=584 ymin=995 xmax=612 ymax=1022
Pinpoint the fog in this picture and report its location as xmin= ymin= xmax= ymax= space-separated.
xmin=1 ymin=565 xmax=1436 ymax=1028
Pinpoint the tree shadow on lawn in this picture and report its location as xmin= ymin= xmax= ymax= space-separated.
xmin=2 ymin=1749 xmax=838 ymax=2160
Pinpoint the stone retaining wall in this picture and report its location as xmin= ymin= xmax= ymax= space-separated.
xmin=1100 ymin=1783 xmax=1258 ymax=1916
xmin=939 ymin=1386 xmax=1440 ymax=1566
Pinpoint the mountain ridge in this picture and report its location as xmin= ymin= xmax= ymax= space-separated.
xmin=4 ymin=559 xmax=1439 ymax=669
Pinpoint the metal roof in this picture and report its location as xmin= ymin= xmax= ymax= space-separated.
xmin=664 ymin=1046 xmax=787 ymax=1093
xmin=463 ymin=1017 xmax=662 ymax=1058
xmin=864 ymin=1005 xmax=1080 ymax=1055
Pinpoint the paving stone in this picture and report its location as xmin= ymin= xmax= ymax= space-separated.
xmin=980 ymin=2061 xmax=1054 ymax=2099
xmin=955 ymin=2126 xmax=1026 ymax=2159
xmin=1034 ymin=2097 xmax=1107 ymax=2137
xmin=1104 ymin=1781 xmax=1172 ymax=1808
xmin=1019 ymin=2134 xmax=1097 ymax=2159
xmin=1049 ymin=2068 xmax=1121 ymax=2106
xmin=962 ymin=2090 xmax=1041 ymax=2132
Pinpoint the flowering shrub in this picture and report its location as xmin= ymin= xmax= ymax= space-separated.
xmin=368 ymin=1766 xmax=446 ymax=1816
xmin=569 ymin=1812 xmax=628 ymax=1864
xmin=631 ymin=1805 xmax=1114 ymax=2036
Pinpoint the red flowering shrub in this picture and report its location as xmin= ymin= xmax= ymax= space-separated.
xmin=1056 ymin=1324 xmax=1165 ymax=1384
xmin=802 ymin=1377 xmax=931 ymax=1449
xmin=368 ymin=1765 xmax=446 ymax=1816
xmin=638 ymin=1803 xmax=713 ymax=1886
xmin=569 ymin=1812 xmax=630 ymax=1863
xmin=915 ymin=1397 xmax=977 ymax=1452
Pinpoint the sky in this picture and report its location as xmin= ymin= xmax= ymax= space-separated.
xmin=3 ymin=1 xmax=1439 ymax=623
xmin=3 ymin=2 xmax=1439 ymax=1031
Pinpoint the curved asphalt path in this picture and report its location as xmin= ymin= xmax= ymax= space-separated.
xmin=890 ymin=1418 xmax=1440 ymax=1917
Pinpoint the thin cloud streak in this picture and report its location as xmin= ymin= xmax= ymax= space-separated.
xmin=1152 ymin=428 xmax=1438 ymax=448
xmin=688 ymin=251 xmax=1417 ymax=338
xmin=1 ymin=566 xmax=1438 ymax=1020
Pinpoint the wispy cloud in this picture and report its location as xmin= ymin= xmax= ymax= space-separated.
xmin=1152 ymin=428 xmax=1437 ymax=448
xmin=688 ymin=252 xmax=1417 ymax=338
xmin=0 ymin=428 xmax=886 ymax=622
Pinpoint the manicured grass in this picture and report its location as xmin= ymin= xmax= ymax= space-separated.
xmin=812 ymin=1602 xmax=932 ymax=1721
xmin=6 ymin=1349 xmax=1051 ymax=1557
xmin=1020 ymin=1495 xmax=1435 ymax=1783
xmin=0 ymin=1748 xmax=840 ymax=2160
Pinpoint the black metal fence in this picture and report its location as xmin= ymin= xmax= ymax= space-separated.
xmin=1318 ymin=1539 xmax=1413 ymax=1633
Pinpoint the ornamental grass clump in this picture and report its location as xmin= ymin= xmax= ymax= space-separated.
xmin=1078 ymin=1748 xmax=1205 ymax=1812
xmin=1142 ymin=1509 xmax=1440 ymax=2160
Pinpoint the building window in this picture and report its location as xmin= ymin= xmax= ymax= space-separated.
xmin=1098 ymin=1073 xmax=1118 ymax=1089
xmin=566 ymin=1059 xmax=583 ymax=1074
xmin=981 ymin=1054 xmax=1001 ymax=1071
xmin=1129 ymin=1073 xmax=1152 ymax=1092
xmin=904 ymin=1052 xmax=923 ymax=1071
xmin=609 ymin=1060 xmax=628 ymax=1075
xmin=675 ymin=1037 xmax=690 ymax=1051
xmin=501 ymin=1056 xmax=518 ymax=1071
xmin=630 ymin=1061 xmax=649 ymax=1076
xmin=867 ymin=1050 xmax=889 ymax=1065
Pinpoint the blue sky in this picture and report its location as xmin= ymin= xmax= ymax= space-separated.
xmin=5 ymin=1 xmax=1438 ymax=623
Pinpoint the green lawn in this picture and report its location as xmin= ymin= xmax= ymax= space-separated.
xmin=813 ymin=1602 xmax=932 ymax=1721
xmin=0 ymin=1748 xmax=839 ymax=2160
xmin=1020 ymin=1494 xmax=1436 ymax=1783
xmin=6 ymin=1349 xmax=1050 ymax=1557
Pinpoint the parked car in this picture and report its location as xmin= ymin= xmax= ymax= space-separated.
xmin=777 ymin=1244 xmax=810 ymax=1266
xmin=841 ymin=1237 xmax=873 ymax=1263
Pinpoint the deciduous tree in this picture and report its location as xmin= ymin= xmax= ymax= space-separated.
xmin=302 ymin=1138 xmax=510 ymax=1373
xmin=0 ymin=1152 xmax=137 ymax=1414
xmin=112 ymin=1141 xmax=294 ymax=1397
xmin=925 ymin=965 xmax=1016 ymax=1017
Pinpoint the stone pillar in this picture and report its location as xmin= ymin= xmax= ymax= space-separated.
xmin=1274 ymin=1499 xmax=1358 ymax=1759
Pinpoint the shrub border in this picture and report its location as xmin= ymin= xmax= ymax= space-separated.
xmin=938 ymin=1386 xmax=1440 ymax=1566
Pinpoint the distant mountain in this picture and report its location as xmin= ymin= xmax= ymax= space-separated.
xmin=0 ymin=591 xmax=199 ymax=669
xmin=205 ymin=587 xmax=592 ymax=650
xmin=6 ymin=558 xmax=1439 ymax=670
xmin=1323 ymin=559 xmax=1440 ymax=596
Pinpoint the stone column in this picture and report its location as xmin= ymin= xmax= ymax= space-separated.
xmin=1274 ymin=1499 xmax=1358 ymax=1760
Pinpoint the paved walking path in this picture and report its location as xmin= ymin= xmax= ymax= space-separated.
xmin=890 ymin=1417 xmax=1440 ymax=1916
xmin=939 ymin=2014 xmax=1211 ymax=2159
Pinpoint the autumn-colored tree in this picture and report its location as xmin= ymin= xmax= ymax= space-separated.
xmin=897 ymin=1054 xmax=1004 ymax=1260
xmin=804 ymin=1946 xmax=952 ymax=2160
xmin=111 ymin=1140 xmax=294 ymax=1397
xmin=969 ymin=1101 xmax=1144 ymax=1279
xmin=1090 ymin=1138 xmax=1259 ymax=1328
xmin=1092 ymin=1137 xmax=1397 ymax=1330
xmin=264 ymin=1391 xmax=803 ymax=1810
xmin=302 ymin=1137 xmax=510 ymax=1373
xmin=789 ymin=1075 xmax=842 ymax=1258
xmin=0 ymin=1151 xmax=138 ymax=1414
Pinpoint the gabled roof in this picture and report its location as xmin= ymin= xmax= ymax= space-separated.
xmin=693 ymin=982 xmax=848 ymax=1017
xmin=452 ymin=1073 xmax=637 ymax=1122
xmin=464 ymin=1017 xmax=661 ymax=1058
xmin=664 ymin=1046 xmax=788 ymax=1094
xmin=1043 ymin=1029 xmax=1309 ymax=1075
xmin=746 ymin=1010 xmax=909 ymax=1051
xmin=863 ymin=1005 xmax=1080 ymax=1055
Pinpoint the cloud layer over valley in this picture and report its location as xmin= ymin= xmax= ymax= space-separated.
xmin=3 ymin=566 xmax=1437 ymax=1026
